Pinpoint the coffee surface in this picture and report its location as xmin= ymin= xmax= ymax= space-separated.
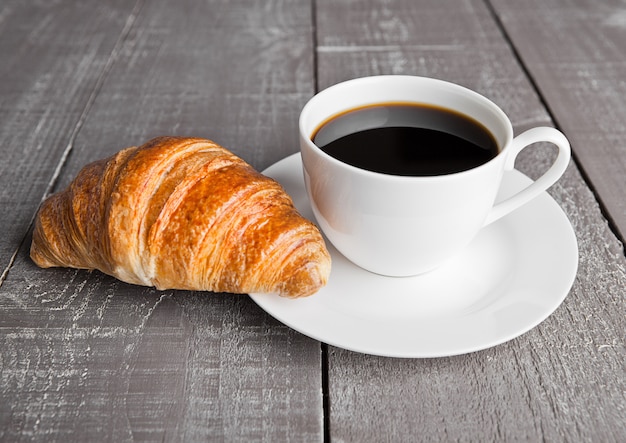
xmin=312 ymin=103 xmax=499 ymax=176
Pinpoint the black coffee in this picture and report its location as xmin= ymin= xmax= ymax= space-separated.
xmin=312 ymin=103 xmax=499 ymax=176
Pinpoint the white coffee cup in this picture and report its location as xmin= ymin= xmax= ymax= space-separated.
xmin=299 ymin=75 xmax=571 ymax=276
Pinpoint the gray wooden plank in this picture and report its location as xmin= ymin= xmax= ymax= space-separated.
xmin=490 ymin=0 xmax=626 ymax=242
xmin=315 ymin=0 xmax=626 ymax=441
xmin=0 ymin=0 xmax=323 ymax=441
xmin=1 ymin=252 xmax=321 ymax=441
xmin=56 ymin=0 xmax=315 ymax=187
xmin=0 ymin=0 xmax=139 ymax=280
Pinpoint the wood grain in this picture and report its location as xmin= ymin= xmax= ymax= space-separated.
xmin=0 ymin=0 xmax=322 ymax=441
xmin=1 ymin=251 xmax=322 ymax=441
xmin=56 ymin=0 xmax=316 ymax=188
xmin=315 ymin=0 xmax=626 ymax=441
xmin=0 ymin=0 xmax=138 ymax=281
xmin=490 ymin=0 xmax=626 ymax=242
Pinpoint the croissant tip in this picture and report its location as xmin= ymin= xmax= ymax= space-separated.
xmin=278 ymin=256 xmax=331 ymax=298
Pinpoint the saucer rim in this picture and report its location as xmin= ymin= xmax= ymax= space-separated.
xmin=249 ymin=154 xmax=578 ymax=358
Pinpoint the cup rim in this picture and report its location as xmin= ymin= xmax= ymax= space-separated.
xmin=299 ymin=75 xmax=514 ymax=181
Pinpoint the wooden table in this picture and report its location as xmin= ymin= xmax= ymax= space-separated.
xmin=1 ymin=0 xmax=625 ymax=441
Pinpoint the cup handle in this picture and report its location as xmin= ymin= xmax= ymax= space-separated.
xmin=484 ymin=127 xmax=571 ymax=226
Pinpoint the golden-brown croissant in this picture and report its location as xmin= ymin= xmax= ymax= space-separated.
xmin=30 ymin=136 xmax=331 ymax=298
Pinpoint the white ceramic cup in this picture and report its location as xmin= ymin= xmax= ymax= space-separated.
xmin=299 ymin=75 xmax=571 ymax=277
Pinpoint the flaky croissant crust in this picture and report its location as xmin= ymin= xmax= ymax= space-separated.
xmin=30 ymin=136 xmax=331 ymax=297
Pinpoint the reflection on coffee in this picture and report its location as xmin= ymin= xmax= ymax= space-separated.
xmin=312 ymin=102 xmax=500 ymax=176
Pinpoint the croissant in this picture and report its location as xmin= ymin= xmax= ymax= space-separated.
xmin=30 ymin=136 xmax=331 ymax=298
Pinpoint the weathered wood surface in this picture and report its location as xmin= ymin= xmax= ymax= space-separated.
xmin=1 ymin=0 xmax=322 ymax=441
xmin=0 ymin=0 xmax=625 ymax=441
xmin=316 ymin=0 xmax=626 ymax=441
xmin=491 ymin=0 xmax=626 ymax=242
xmin=0 ymin=0 xmax=137 ymax=279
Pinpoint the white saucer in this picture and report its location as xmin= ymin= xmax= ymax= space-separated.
xmin=249 ymin=154 xmax=578 ymax=358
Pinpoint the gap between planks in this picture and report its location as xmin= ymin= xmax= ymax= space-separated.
xmin=0 ymin=0 xmax=146 ymax=290
xmin=483 ymin=0 xmax=626 ymax=254
xmin=322 ymin=342 xmax=331 ymax=443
